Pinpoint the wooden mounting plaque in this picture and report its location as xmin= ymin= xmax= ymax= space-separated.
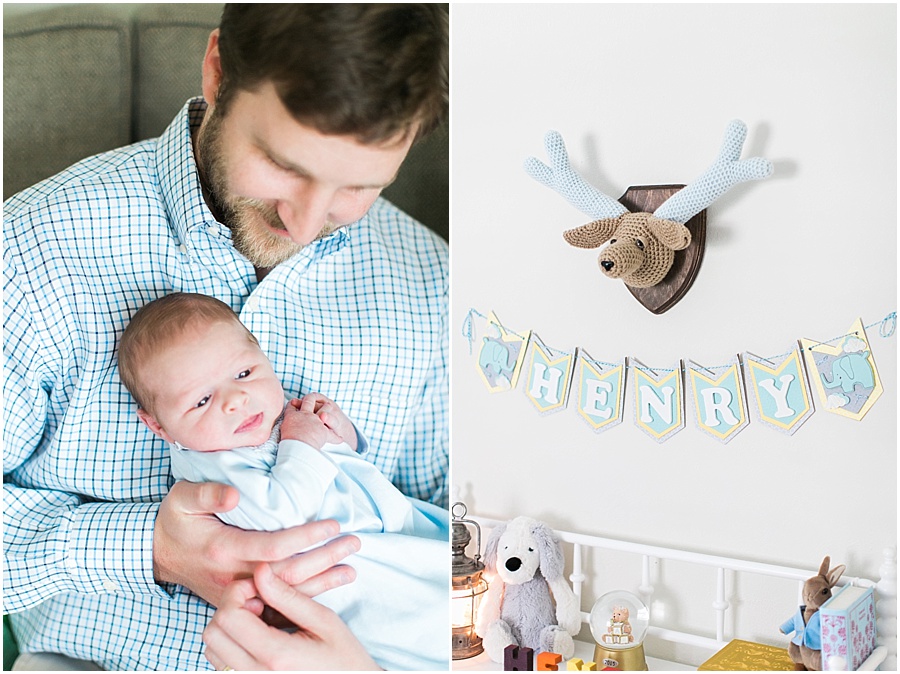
xmin=618 ymin=185 xmax=706 ymax=314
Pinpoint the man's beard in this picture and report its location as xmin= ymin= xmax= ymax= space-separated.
xmin=195 ymin=105 xmax=306 ymax=269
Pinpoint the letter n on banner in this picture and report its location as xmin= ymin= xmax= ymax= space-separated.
xmin=573 ymin=350 xmax=625 ymax=433
xmin=742 ymin=346 xmax=814 ymax=435
xmin=687 ymin=357 xmax=749 ymax=443
xmin=631 ymin=358 xmax=684 ymax=443
xmin=524 ymin=333 xmax=574 ymax=415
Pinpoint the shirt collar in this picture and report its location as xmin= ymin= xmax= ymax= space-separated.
xmin=155 ymin=97 xmax=215 ymax=250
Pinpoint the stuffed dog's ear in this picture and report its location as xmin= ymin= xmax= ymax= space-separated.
xmin=533 ymin=522 xmax=564 ymax=581
xmin=483 ymin=522 xmax=507 ymax=575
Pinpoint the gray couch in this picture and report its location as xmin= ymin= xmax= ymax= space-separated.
xmin=3 ymin=3 xmax=449 ymax=240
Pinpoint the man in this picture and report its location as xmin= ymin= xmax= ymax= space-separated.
xmin=3 ymin=4 xmax=448 ymax=670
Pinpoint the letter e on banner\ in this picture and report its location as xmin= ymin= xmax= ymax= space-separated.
xmin=573 ymin=350 xmax=626 ymax=433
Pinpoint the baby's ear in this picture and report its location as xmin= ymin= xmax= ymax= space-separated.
xmin=136 ymin=408 xmax=170 ymax=442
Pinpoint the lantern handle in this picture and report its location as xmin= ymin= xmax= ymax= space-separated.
xmin=452 ymin=501 xmax=482 ymax=563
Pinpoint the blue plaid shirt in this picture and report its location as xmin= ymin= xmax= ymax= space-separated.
xmin=3 ymin=98 xmax=448 ymax=670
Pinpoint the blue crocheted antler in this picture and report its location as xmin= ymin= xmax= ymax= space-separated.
xmin=524 ymin=130 xmax=629 ymax=220
xmin=653 ymin=120 xmax=773 ymax=224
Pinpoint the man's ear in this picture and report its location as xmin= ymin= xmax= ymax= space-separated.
xmin=136 ymin=408 xmax=173 ymax=444
xmin=201 ymin=29 xmax=223 ymax=106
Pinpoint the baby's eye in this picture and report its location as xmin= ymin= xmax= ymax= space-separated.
xmin=195 ymin=395 xmax=210 ymax=408
xmin=236 ymin=369 xmax=251 ymax=379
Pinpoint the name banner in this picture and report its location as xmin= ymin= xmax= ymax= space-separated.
xmin=466 ymin=310 xmax=894 ymax=442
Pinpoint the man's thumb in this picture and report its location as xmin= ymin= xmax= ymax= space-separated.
xmin=172 ymin=480 xmax=239 ymax=514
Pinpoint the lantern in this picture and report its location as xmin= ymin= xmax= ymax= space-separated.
xmin=451 ymin=502 xmax=488 ymax=659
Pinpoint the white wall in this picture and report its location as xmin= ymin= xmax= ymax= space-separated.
xmin=451 ymin=3 xmax=896 ymax=659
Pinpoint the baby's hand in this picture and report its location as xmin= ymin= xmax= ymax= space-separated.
xmin=281 ymin=403 xmax=341 ymax=450
xmin=297 ymin=393 xmax=358 ymax=452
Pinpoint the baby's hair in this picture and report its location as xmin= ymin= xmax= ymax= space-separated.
xmin=118 ymin=293 xmax=258 ymax=412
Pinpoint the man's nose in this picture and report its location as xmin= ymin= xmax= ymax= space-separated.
xmin=278 ymin=185 xmax=334 ymax=245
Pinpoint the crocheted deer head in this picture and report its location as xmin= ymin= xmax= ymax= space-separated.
xmin=526 ymin=120 xmax=773 ymax=288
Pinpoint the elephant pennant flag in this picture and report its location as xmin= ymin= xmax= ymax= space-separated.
xmin=742 ymin=346 xmax=815 ymax=435
xmin=800 ymin=318 xmax=883 ymax=420
xmin=475 ymin=311 xmax=530 ymax=393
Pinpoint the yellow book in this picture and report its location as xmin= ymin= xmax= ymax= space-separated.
xmin=698 ymin=639 xmax=795 ymax=671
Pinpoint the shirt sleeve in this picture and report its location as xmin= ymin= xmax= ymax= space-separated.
xmin=3 ymin=259 xmax=167 ymax=612
xmin=186 ymin=440 xmax=341 ymax=532
xmin=395 ymin=272 xmax=449 ymax=508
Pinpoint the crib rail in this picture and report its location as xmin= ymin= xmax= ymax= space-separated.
xmin=471 ymin=515 xmax=896 ymax=670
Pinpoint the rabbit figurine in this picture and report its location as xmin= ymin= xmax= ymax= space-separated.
xmin=780 ymin=556 xmax=846 ymax=670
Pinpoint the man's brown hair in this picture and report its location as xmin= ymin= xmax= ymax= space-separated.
xmin=118 ymin=293 xmax=257 ymax=413
xmin=216 ymin=3 xmax=449 ymax=144
xmin=215 ymin=4 xmax=448 ymax=143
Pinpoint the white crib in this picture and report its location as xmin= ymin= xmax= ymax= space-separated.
xmin=454 ymin=515 xmax=896 ymax=671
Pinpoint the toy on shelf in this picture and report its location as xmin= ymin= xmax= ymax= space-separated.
xmin=603 ymin=604 xmax=634 ymax=645
xmin=780 ymin=556 xmax=846 ymax=670
xmin=474 ymin=516 xmax=581 ymax=662
xmin=589 ymin=590 xmax=650 ymax=670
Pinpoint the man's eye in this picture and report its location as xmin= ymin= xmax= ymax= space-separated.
xmin=236 ymin=369 xmax=251 ymax=379
xmin=195 ymin=395 xmax=210 ymax=408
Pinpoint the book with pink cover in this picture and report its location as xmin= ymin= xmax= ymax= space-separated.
xmin=820 ymin=584 xmax=876 ymax=671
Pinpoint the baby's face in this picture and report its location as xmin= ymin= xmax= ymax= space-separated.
xmin=139 ymin=319 xmax=286 ymax=451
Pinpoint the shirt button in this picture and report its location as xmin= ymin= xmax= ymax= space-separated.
xmin=245 ymin=295 xmax=260 ymax=312
xmin=178 ymin=244 xmax=188 ymax=255
xmin=103 ymin=579 xmax=119 ymax=592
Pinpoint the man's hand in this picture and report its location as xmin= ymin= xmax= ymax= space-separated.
xmin=203 ymin=563 xmax=381 ymax=671
xmin=297 ymin=392 xmax=358 ymax=451
xmin=154 ymin=481 xmax=360 ymax=607
xmin=281 ymin=400 xmax=342 ymax=449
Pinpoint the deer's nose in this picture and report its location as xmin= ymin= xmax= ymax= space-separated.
xmin=505 ymin=557 xmax=522 ymax=572
xmin=601 ymin=260 xmax=615 ymax=271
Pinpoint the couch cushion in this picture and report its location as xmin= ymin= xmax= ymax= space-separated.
xmin=3 ymin=5 xmax=132 ymax=199
xmin=132 ymin=4 xmax=223 ymax=140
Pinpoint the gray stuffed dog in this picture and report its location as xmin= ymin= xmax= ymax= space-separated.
xmin=474 ymin=516 xmax=581 ymax=662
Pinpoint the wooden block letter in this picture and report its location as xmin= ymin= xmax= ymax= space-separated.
xmin=504 ymin=644 xmax=534 ymax=671
xmin=567 ymin=658 xmax=598 ymax=671
xmin=538 ymin=651 xmax=563 ymax=671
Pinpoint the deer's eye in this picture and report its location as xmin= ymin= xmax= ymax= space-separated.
xmin=610 ymin=239 xmax=617 ymax=244
xmin=635 ymin=239 xmax=645 ymax=250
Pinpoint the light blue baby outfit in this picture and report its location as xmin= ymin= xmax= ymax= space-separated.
xmin=169 ymin=416 xmax=450 ymax=670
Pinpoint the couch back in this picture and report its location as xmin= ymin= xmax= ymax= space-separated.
xmin=3 ymin=3 xmax=448 ymax=240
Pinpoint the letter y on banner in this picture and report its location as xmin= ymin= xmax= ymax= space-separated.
xmin=524 ymin=333 xmax=574 ymax=415
xmin=687 ymin=357 xmax=749 ymax=443
xmin=631 ymin=358 xmax=684 ymax=443
xmin=742 ymin=346 xmax=814 ymax=435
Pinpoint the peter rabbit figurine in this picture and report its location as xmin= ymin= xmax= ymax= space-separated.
xmin=780 ymin=556 xmax=846 ymax=670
